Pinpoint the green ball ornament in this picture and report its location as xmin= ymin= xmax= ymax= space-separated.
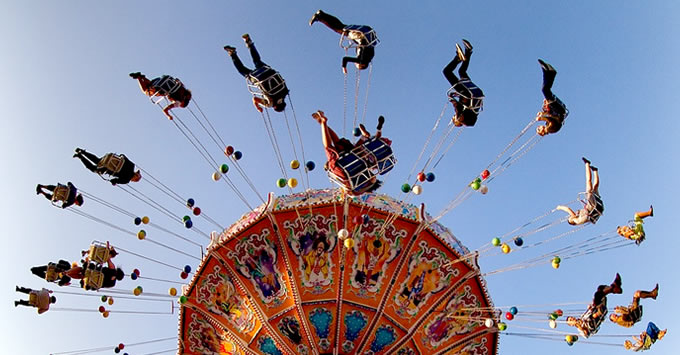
xmin=491 ymin=237 xmax=501 ymax=246
xmin=401 ymin=183 xmax=411 ymax=193
xmin=277 ymin=178 xmax=287 ymax=188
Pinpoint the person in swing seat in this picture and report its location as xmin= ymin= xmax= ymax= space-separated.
xmin=536 ymin=59 xmax=568 ymax=136
xmin=73 ymin=148 xmax=141 ymax=186
xmin=566 ymin=273 xmax=623 ymax=338
xmin=224 ymin=34 xmax=289 ymax=113
xmin=36 ymin=182 xmax=83 ymax=209
xmin=556 ymin=157 xmax=604 ymax=225
xmin=443 ymin=39 xmax=484 ymax=127
xmin=130 ymin=72 xmax=192 ymax=120
xmin=309 ymin=10 xmax=377 ymax=74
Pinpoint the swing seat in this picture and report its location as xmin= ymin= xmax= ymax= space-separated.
xmin=246 ymin=66 xmax=288 ymax=101
xmin=340 ymin=25 xmax=380 ymax=49
xmin=45 ymin=264 xmax=59 ymax=282
xmin=97 ymin=154 xmax=125 ymax=175
xmin=29 ymin=292 xmax=37 ymax=304
xmin=578 ymin=192 xmax=605 ymax=224
xmin=149 ymin=76 xmax=183 ymax=104
xmin=447 ymin=79 xmax=484 ymax=114
xmin=579 ymin=301 xmax=608 ymax=338
xmin=87 ymin=242 xmax=111 ymax=265
xmin=538 ymin=97 xmax=569 ymax=121
xmin=82 ymin=267 xmax=105 ymax=290
xmin=327 ymin=137 xmax=396 ymax=194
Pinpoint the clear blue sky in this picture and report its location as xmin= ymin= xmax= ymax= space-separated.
xmin=1 ymin=1 xmax=678 ymax=354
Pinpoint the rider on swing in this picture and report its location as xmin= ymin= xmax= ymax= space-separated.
xmin=224 ymin=34 xmax=289 ymax=113
xmin=536 ymin=59 xmax=568 ymax=136
xmin=130 ymin=72 xmax=192 ymax=120
xmin=36 ymin=182 xmax=83 ymax=208
xmin=443 ymin=39 xmax=484 ymax=127
xmin=566 ymin=273 xmax=623 ymax=338
xmin=74 ymin=148 xmax=141 ymax=185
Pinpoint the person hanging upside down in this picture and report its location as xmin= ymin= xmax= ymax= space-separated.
xmin=36 ymin=182 xmax=83 ymax=208
xmin=610 ymin=284 xmax=659 ymax=328
xmin=624 ymin=322 xmax=666 ymax=352
xmin=566 ymin=273 xmax=623 ymax=338
xmin=130 ymin=72 xmax=192 ymax=120
xmin=73 ymin=148 xmax=141 ymax=186
xmin=31 ymin=260 xmax=73 ymax=286
xmin=312 ymin=110 xmax=388 ymax=195
xmin=14 ymin=286 xmax=56 ymax=314
xmin=556 ymin=157 xmax=604 ymax=225
xmin=224 ymin=34 xmax=289 ymax=113
xmin=536 ymin=59 xmax=568 ymax=136
xmin=309 ymin=10 xmax=377 ymax=73
xmin=443 ymin=39 xmax=484 ymax=127
xmin=617 ymin=206 xmax=653 ymax=245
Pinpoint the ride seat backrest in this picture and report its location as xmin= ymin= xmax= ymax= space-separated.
xmin=247 ymin=67 xmax=287 ymax=98
xmin=28 ymin=292 xmax=37 ymax=304
xmin=51 ymin=184 xmax=71 ymax=202
xmin=364 ymin=138 xmax=395 ymax=174
xmin=336 ymin=152 xmax=372 ymax=189
xmin=448 ymin=79 xmax=484 ymax=113
xmin=540 ymin=97 xmax=569 ymax=121
xmin=583 ymin=301 xmax=608 ymax=335
xmin=82 ymin=267 xmax=104 ymax=290
xmin=88 ymin=243 xmax=110 ymax=265
xmin=340 ymin=25 xmax=380 ymax=49
xmin=97 ymin=154 xmax=125 ymax=174
xmin=151 ymin=76 xmax=182 ymax=96
xmin=45 ymin=264 xmax=59 ymax=282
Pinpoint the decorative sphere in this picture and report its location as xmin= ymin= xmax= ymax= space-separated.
xmin=549 ymin=313 xmax=558 ymax=320
xmin=552 ymin=256 xmax=561 ymax=264
xmin=141 ymin=216 xmax=149 ymax=224
xmin=103 ymin=311 xmax=109 ymax=318
xmin=509 ymin=306 xmax=518 ymax=315
xmin=134 ymin=217 xmax=142 ymax=225
xmin=225 ymin=146 xmax=234 ymax=156
xmin=137 ymin=230 xmax=146 ymax=240
xmin=549 ymin=319 xmax=557 ymax=329
xmin=471 ymin=181 xmax=481 ymax=190
xmin=179 ymin=296 xmax=188 ymax=304
xmin=498 ymin=322 xmax=507 ymax=331
xmin=505 ymin=312 xmax=514 ymax=321
xmin=344 ymin=238 xmax=355 ymax=249
xmin=133 ymin=287 xmax=142 ymax=296
xmin=212 ymin=171 xmax=221 ymax=181
xmin=363 ymin=214 xmax=369 ymax=224
xmin=131 ymin=273 xmax=138 ymax=280
xmin=479 ymin=185 xmax=488 ymax=194
xmin=99 ymin=305 xmax=105 ymax=312
xmin=417 ymin=172 xmax=426 ymax=182
xmin=108 ymin=298 xmax=114 ymax=305
xmin=290 ymin=160 xmax=300 ymax=169
xmin=475 ymin=177 xmax=482 ymax=184
xmin=501 ymin=243 xmax=511 ymax=254
xmin=220 ymin=164 xmax=229 ymax=174
xmin=101 ymin=295 xmax=108 ymax=302
xmin=185 ymin=219 xmax=193 ymax=229
xmin=412 ymin=185 xmax=422 ymax=195
xmin=180 ymin=271 xmax=188 ymax=279
xmin=514 ymin=237 xmax=524 ymax=247
xmin=305 ymin=161 xmax=315 ymax=171
xmin=184 ymin=265 xmax=192 ymax=273
xmin=288 ymin=178 xmax=298 ymax=188
xmin=169 ymin=288 xmax=177 ymax=296
xmin=118 ymin=344 xmax=125 ymax=350
xmin=484 ymin=318 xmax=494 ymax=328
xmin=133 ymin=269 xmax=140 ymax=276
xmin=401 ymin=183 xmax=411 ymax=193
xmin=353 ymin=127 xmax=361 ymax=137
xmin=338 ymin=229 xmax=349 ymax=240
xmin=481 ymin=169 xmax=490 ymax=180
xmin=115 ymin=347 xmax=121 ymax=354
xmin=186 ymin=198 xmax=195 ymax=208
xmin=551 ymin=261 xmax=560 ymax=269
xmin=425 ymin=172 xmax=435 ymax=182
xmin=192 ymin=207 xmax=201 ymax=216
xmin=277 ymin=178 xmax=287 ymax=188
xmin=555 ymin=309 xmax=563 ymax=316
xmin=233 ymin=151 xmax=242 ymax=160
xmin=182 ymin=215 xmax=190 ymax=222
xmin=491 ymin=237 xmax=501 ymax=246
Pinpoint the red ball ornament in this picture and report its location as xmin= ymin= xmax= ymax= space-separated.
xmin=505 ymin=312 xmax=514 ymax=321
xmin=225 ymin=146 xmax=234 ymax=156
xmin=118 ymin=343 xmax=125 ymax=350
xmin=192 ymin=207 xmax=201 ymax=216
xmin=133 ymin=269 xmax=140 ymax=276
xmin=417 ymin=172 xmax=426 ymax=182
xmin=98 ymin=306 xmax=105 ymax=313
xmin=180 ymin=271 xmax=188 ymax=279
xmin=481 ymin=169 xmax=490 ymax=180
xmin=556 ymin=309 xmax=563 ymax=316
